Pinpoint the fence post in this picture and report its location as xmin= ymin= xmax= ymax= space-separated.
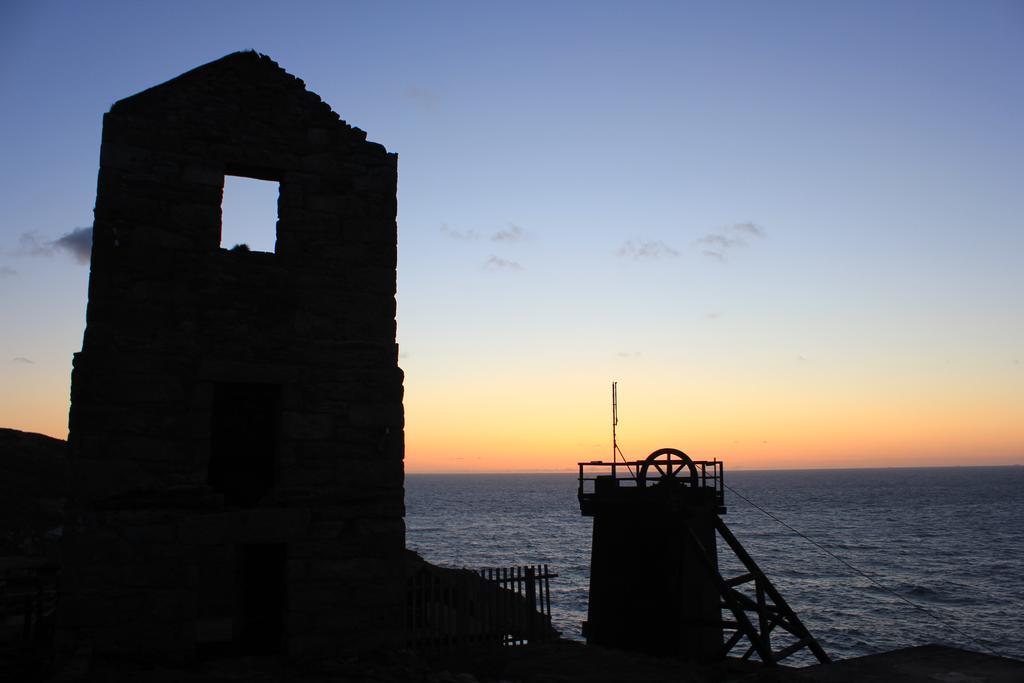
xmin=525 ymin=566 xmax=537 ymax=641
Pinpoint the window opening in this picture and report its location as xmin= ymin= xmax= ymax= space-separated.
xmin=208 ymin=383 xmax=281 ymax=506
xmin=220 ymin=175 xmax=280 ymax=253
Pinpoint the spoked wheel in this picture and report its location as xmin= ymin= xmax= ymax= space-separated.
xmin=637 ymin=448 xmax=699 ymax=488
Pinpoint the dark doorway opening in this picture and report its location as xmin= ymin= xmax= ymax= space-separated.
xmin=196 ymin=544 xmax=235 ymax=659
xmin=239 ymin=543 xmax=287 ymax=654
xmin=208 ymin=383 xmax=280 ymax=506
xmin=196 ymin=544 xmax=287 ymax=658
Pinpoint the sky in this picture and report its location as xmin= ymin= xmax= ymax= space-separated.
xmin=1 ymin=1 xmax=1022 ymax=472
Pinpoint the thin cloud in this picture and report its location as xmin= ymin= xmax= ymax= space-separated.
xmin=492 ymin=223 xmax=526 ymax=242
xmin=11 ymin=357 xmax=34 ymax=364
xmin=0 ymin=266 xmax=16 ymax=278
xmin=52 ymin=227 xmax=93 ymax=263
xmin=733 ymin=221 xmax=765 ymax=238
xmin=697 ymin=234 xmax=743 ymax=249
xmin=696 ymin=222 xmax=766 ymax=262
xmin=440 ymin=223 xmax=479 ymax=241
xmin=705 ymin=312 xmax=721 ymax=320
xmin=483 ymin=255 xmax=523 ymax=271
xmin=617 ymin=240 xmax=679 ymax=260
xmin=16 ymin=226 xmax=92 ymax=264
xmin=407 ymin=85 xmax=440 ymax=110
xmin=17 ymin=232 xmax=51 ymax=257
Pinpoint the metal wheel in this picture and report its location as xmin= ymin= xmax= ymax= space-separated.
xmin=637 ymin=448 xmax=698 ymax=488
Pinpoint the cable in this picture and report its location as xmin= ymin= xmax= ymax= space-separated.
xmin=723 ymin=482 xmax=1005 ymax=659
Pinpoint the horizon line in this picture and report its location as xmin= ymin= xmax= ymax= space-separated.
xmin=407 ymin=462 xmax=1024 ymax=475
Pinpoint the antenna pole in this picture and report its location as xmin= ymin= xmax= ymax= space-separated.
xmin=612 ymin=381 xmax=618 ymax=462
xmin=611 ymin=381 xmax=636 ymax=479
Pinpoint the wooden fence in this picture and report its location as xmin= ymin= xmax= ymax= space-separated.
xmin=0 ymin=559 xmax=58 ymax=644
xmin=406 ymin=564 xmax=557 ymax=653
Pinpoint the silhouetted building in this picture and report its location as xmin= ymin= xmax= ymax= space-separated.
xmin=579 ymin=450 xmax=724 ymax=660
xmin=578 ymin=448 xmax=829 ymax=665
xmin=61 ymin=51 xmax=404 ymax=662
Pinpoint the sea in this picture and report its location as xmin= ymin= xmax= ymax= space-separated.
xmin=406 ymin=466 xmax=1024 ymax=666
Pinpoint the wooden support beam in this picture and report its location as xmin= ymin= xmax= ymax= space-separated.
xmin=756 ymin=580 xmax=771 ymax=655
xmin=725 ymin=572 xmax=756 ymax=587
xmin=683 ymin=525 xmax=775 ymax=664
xmin=713 ymin=516 xmax=831 ymax=665
xmin=773 ymin=637 xmax=812 ymax=662
xmin=718 ymin=628 xmax=746 ymax=658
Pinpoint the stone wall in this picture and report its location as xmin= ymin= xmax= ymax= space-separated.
xmin=62 ymin=51 xmax=404 ymax=662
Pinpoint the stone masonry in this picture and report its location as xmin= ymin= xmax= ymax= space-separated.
xmin=61 ymin=51 xmax=404 ymax=662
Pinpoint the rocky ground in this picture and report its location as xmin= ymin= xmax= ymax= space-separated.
xmin=9 ymin=636 xmax=1024 ymax=683
xmin=33 ymin=639 xmax=790 ymax=683
xmin=0 ymin=428 xmax=67 ymax=559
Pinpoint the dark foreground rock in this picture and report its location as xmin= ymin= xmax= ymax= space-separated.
xmin=27 ymin=640 xmax=763 ymax=682
xmin=7 ymin=639 xmax=1023 ymax=683
xmin=797 ymin=644 xmax=1024 ymax=682
xmin=0 ymin=428 xmax=67 ymax=557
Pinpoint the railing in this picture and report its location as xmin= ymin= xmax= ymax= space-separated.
xmin=578 ymin=456 xmax=725 ymax=509
xmin=406 ymin=563 xmax=558 ymax=653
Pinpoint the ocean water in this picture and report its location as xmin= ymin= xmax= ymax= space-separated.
xmin=406 ymin=467 xmax=1024 ymax=665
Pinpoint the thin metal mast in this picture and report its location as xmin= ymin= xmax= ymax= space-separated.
xmin=611 ymin=382 xmax=635 ymax=479
xmin=612 ymin=381 xmax=618 ymax=461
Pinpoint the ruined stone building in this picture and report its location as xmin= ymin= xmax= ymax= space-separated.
xmin=61 ymin=51 xmax=405 ymax=661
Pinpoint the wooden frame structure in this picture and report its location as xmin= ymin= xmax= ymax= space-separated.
xmin=579 ymin=449 xmax=830 ymax=665
xmin=685 ymin=517 xmax=830 ymax=664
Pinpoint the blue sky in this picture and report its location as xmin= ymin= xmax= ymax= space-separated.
xmin=1 ymin=1 xmax=1021 ymax=469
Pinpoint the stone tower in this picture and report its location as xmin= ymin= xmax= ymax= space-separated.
xmin=62 ymin=52 xmax=405 ymax=661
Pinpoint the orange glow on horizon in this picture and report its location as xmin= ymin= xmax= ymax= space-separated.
xmin=402 ymin=370 xmax=1024 ymax=472
xmin=4 ymin=371 xmax=1020 ymax=473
